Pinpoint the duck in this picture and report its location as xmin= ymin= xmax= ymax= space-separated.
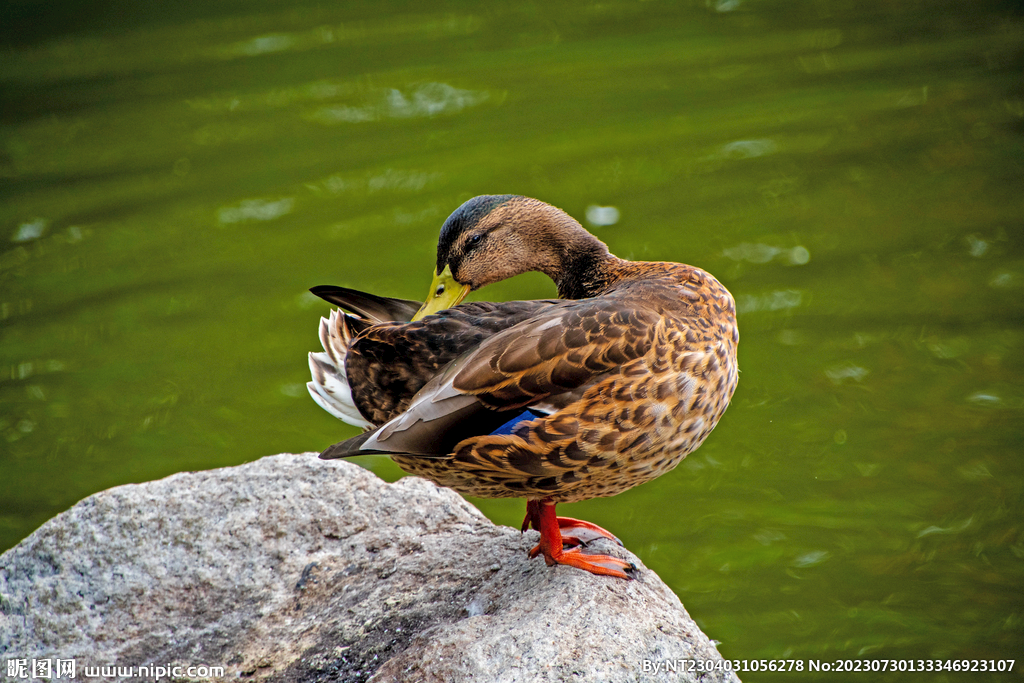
xmin=307 ymin=195 xmax=739 ymax=579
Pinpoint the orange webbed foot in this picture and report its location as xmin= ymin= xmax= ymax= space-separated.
xmin=546 ymin=547 xmax=636 ymax=579
xmin=522 ymin=499 xmax=636 ymax=580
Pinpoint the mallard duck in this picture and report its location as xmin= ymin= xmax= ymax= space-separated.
xmin=307 ymin=195 xmax=739 ymax=579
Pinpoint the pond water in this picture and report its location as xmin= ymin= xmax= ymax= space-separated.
xmin=2 ymin=0 xmax=1022 ymax=677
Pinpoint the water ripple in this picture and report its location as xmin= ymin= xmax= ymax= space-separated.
xmin=309 ymin=83 xmax=492 ymax=125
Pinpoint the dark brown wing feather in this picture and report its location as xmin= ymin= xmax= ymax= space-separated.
xmin=309 ymin=285 xmax=422 ymax=323
xmin=346 ymin=300 xmax=559 ymax=424
xmin=354 ymin=292 xmax=663 ymax=458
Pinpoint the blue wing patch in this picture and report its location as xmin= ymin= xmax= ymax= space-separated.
xmin=491 ymin=408 xmax=549 ymax=436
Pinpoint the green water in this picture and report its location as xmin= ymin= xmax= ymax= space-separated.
xmin=3 ymin=0 xmax=1022 ymax=677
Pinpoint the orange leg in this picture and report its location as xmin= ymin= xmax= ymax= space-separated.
xmin=521 ymin=499 xmax=635 ymax=579
xmin=521 ymin=501 xmax=623 ymax=547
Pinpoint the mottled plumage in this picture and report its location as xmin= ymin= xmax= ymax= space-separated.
xmin=307 ymin=196 xmax=738 ymax=579
xmin=309 ymin=294 xmax=559 ymax=427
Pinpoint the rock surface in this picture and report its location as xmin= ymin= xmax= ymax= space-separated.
xmin=1 ymin=453 xmax=739 ymax=682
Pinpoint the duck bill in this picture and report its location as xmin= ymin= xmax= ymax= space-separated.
xmin=411 ymin=264 xmax=470 ymax=321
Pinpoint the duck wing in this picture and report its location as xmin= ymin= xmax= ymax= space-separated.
xmin=343 ymin=299 xmax=560 ymax=425
xmin=327 ymin=294 xmax=663 ymax=458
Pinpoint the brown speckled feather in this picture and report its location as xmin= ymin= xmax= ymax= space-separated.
xmin=379 ymin=262 xmax=738 ymax=503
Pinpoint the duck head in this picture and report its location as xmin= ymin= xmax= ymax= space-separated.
xmin=412 ymin=195 xmax=613 ymax=320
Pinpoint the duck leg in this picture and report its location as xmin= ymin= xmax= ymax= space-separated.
xmin=521 ymin=500 xmax=623 ymax=548
xmin=521 ymin=499 xmax=635 ymax=579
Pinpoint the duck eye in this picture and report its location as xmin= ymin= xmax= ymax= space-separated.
xmin=469 ymin=233 xmax=483 ymax=246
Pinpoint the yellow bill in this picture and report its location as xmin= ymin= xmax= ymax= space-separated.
xmin=411 ymin=264 xmax=471 ymax=321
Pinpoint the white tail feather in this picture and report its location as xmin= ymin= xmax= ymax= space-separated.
xmin=307 ymin=315 xmax=373 ymax=429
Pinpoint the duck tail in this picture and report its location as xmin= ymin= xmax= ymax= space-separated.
xmin=307 ymin=310 xmax=373 ymax=429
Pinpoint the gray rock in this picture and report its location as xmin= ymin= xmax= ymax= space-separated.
xmin=0 ymin=453 xmax=739 ymax=682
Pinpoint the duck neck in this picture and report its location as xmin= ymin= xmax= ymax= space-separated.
xmin=542 ymin=225 xmax=622 ymax=300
